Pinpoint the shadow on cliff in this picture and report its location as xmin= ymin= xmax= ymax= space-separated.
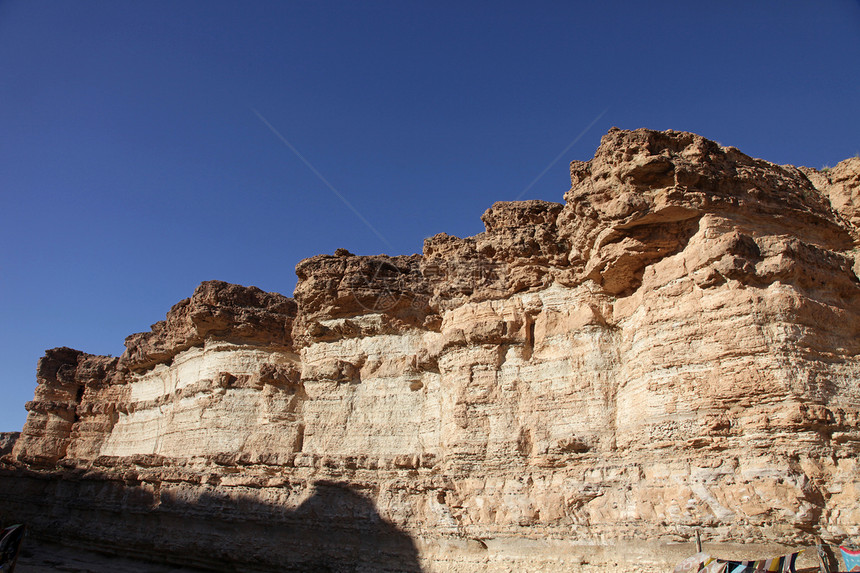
xmin=151 ymin=480 xmax=422 ymax=573
xmin=0 ymin=472 xmax=422 ymax=573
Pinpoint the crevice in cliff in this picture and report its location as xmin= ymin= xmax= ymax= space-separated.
xmin=522 ymin=315 xmax=535 ymax=361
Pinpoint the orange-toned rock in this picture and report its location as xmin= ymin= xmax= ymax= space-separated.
xmin=121 ymin=280 xmax=296 ymax=372
xmin=4 ymin=128 xmax=860 ymax=572
xmin=13 ymin=347 xmax=119 ymax=465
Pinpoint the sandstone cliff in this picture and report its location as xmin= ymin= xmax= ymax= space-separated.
xmin=3 ymin=128 xmax=859 ymax=572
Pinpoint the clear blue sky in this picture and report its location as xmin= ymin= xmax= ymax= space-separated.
xmin=1 ymin=1 xmax=859 ymax=432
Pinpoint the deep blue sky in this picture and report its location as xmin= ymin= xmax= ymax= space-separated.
xmin=2 ymin=1 xmax=859 ymax=431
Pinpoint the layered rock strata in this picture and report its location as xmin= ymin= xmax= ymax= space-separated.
xmin=3 ymin=128 xmax=860 ymax=572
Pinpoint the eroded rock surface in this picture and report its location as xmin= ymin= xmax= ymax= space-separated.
xmin=0 ymin=432 xmax=18 ymax=457
xmin=122 ymin=280 xmax=296 ymax=372
xmin=3 ymin=128 xmax=860 ymax=572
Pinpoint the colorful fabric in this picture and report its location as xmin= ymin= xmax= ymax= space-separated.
xmin=841 ymin=546 xmax=860 ymax=572
xmin=675 ymin=551 xmax=800 ymax=573
xmin=713 ymin=551 xmax=801 ymax=573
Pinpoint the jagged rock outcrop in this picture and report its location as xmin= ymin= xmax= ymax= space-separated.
xmin=122 ymin=280 xmax=297 ymax=372
xmin=2 ymin=128 xmax=860 ymax=572
xmin=0 ymin=433 xmax=18 ymax=457
xmin=14 ymin=347 xmax=119 ymax=465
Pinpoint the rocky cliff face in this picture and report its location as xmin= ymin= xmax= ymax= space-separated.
xmin=0 ymin=433 xmax=18 ymax=457
xmin=3 ymin=128 xmax=860 ymax=572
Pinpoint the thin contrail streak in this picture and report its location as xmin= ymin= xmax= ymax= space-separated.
xmin=251 ymin=107 xmax=394 ymax=251
xmin=515 ymin=108 xmax=609 ymax=200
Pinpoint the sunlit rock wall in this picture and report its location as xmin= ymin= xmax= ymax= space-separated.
xmin=3 ymin=129 xmax=860 ymax=572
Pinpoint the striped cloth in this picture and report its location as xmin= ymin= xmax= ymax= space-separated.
xmin=675 ymin=551 xmax=800 ymax=573
xmin=841 ymin=546 xmax=860 ymax=572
